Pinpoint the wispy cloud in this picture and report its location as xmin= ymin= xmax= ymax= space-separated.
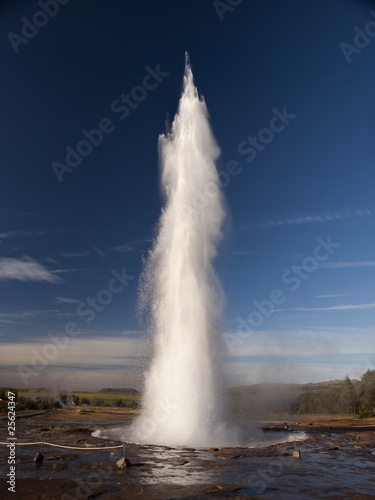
xmin=278 ymin=303 xmax=375 ymax=312
xmin=1 ymin=209 xmax=35 ymax=216
xmin=252 ymin=209 xmax=373 ymax=229
xmin=54 ymin=296 xmax=80 ymax=304
xmin=61 ymin=251 xmax=90 ymax=258
xmin=110 ymin=244 xmax=135 ymax=253
xmin=0 ymin=309 xmax=58 ymax=318
xmin=46 ymin=257 xmax=59 ymax=265
xmin=0 ymin=229 xmax=46 ymax=240
xmin=1 ymin=336 xmax=141 ymax=368
xmin=315 ymin=293 xmax=360 ymax=298
xmin=230 ymin=251 xmax=254 ymax=255
xmin=92 ymin=246 xmax=105 ymax=258
xmin=319 ymin=261 xmax=375 ymax=269
xmin=0 ymin=256 xmax=62 ymax=283
xmin=54 ymin=268 xmax=83 ymax=275
xmin=108 ymin=238 xmax=151 ymax=254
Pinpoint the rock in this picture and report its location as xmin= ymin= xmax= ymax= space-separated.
xmin=116 ymin=457 xmax=131 ymax=468
xmin=33 ymin=451 xmax=44 ymax=463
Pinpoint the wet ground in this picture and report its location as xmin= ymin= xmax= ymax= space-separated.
xmin=1 ymin=408 xmax=375 ymax=499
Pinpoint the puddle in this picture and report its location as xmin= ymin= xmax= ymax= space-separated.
xmin=2 ymin=417 xmax=375 ymax=498
xmin=88 ymin=484 xmax=122 ymax=499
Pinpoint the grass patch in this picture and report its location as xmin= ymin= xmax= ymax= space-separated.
xmin=17 ymin=389 xmax=141 ymax=408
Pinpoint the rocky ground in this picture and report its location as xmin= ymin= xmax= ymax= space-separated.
xmin=1 ymin=408 xmax=375 ymax=499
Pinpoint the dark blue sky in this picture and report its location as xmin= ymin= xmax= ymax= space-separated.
xmin=1 ymin=0 xmax=374 ymax=390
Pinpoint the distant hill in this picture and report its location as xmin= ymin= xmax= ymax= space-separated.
xmin=98 ymin=388 xmax=139 ymax=394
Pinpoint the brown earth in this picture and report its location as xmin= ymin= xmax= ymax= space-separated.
xmin=1 ymin=408 xmax=375 ymax=500
xmin=26 ymin=406 xmax=140 ymax=422
xmin=280 ymin=414 xmax=375 ymax=430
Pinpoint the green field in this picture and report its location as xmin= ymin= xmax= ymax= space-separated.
xmin=73 ymin=390 xmax=141 ymax=406
xmin=17 ymin=389 xmax=141 ymax=407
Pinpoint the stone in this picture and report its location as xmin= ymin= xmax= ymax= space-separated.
xmin=33 ymin=451 xmax=44 ymax=463
xmin=116 ymin=457 xmax=131 ymax=468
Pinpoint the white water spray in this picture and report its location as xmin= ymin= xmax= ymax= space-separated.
xmin=128 ymin=55 xmax=230 ymax=447
xmin=92 ymin=56 xmax=309 ymax=449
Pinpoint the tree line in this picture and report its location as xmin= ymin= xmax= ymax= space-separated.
xmin=291 ymin=370 xmax=375 ymax=417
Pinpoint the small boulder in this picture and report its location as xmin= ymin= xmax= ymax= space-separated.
xmin=33 ymin=451 xmax=44 ymax=463
xmin=116 ymin=457 xmax=131 ymax=468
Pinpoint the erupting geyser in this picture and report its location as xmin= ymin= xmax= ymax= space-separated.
xmin=128 ymin=54 xmax=229 ymax=447
xmin=92 ymin=55 xmax=308 ymax=449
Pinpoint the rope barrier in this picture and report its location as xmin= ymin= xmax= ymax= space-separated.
xmin=0 ymin=441 xmax=123 ymax=450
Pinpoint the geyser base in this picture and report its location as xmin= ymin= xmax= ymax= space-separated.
xmin=92 ymin=422 xmax=307 ymax=449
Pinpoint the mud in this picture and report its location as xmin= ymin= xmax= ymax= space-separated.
xmin=1 ymin=408 xmax=374 ymax=499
